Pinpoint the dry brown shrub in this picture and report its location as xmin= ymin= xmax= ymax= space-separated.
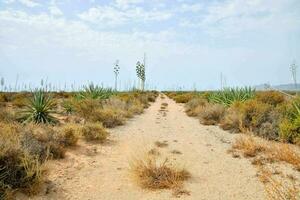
xmin=220 ymin=104 xmax=243 ymax=133
xmin=256 ymin=91 xmax=285 ymax=106
xmin=94 ymin=108 xmax=126 ymax=128
xmin=130 ymin=155 xmax=191 ymax=191
xmin=185 ymin=98 xmax=207 ymax=117
xmin=80 ymin=123 xmax=109 ymax=142
xmin=0 ymin=123 xmax=45 ymax=197
xmin=173 ymin=93 xmax=195 ymax=103
xmin=0 ymin=107 xmax=15 ymax=123
xmin=57 ymin=124 xmax=80 ymax=147
xmin=198 ymin=104 xmax=225 ymax=125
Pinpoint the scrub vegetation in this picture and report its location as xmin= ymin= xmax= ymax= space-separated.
xmin=0 ymin=87 xmax=158 ymax=198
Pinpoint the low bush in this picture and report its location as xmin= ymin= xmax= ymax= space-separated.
xmin=278 ymin=100 xmax=300 ymax=144
xmin=80 ymin=123 xmax=109 ymax=142
xmin=255 ymin=91 xmax=285 ymax=106
xmin=240 ymin=99 xmax=272 ymax=132
xmin=198 ymin=104 xmax=225 ymax=125
xmin=57 ymin=124 xmax=80 ymax=147
xmin=73 ymin=99 xmax=101 ymax=120
xmin=0 ymin=107 xmax=15 ymax=123
xmin=22 ymin=124 xmax=66 ymax=159
xmin=130 ymin=154 xmax=191 ymax=191
xmin=94 ymin=108 xmax=125 ymax=128
xmin=185 ymin=98 xmax=207 ymax=117
xmin=0 ymin=123 xmax=45 ymax=197
xmin=173 ymin=93 xmax=196 ymax=103
xmin=219 ymin=102 xmax=243 ymax=133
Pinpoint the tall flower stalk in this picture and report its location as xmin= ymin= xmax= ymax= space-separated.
xmin=114 ymin=60 xmax=120 ymax=91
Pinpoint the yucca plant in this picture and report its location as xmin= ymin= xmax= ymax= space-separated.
xmin=77 ymin=83 xmax=114 ymax=100
xmin=208 ymin=87 xmax=255 ymax=106
xmin=20 ymin=90 xmax=57 ymax=124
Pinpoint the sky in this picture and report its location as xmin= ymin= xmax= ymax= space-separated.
xmin=0 ymin=0 xmax=300 ymax=91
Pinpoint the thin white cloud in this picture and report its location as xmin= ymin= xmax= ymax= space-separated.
xmin=49 ymin=6 xmax=63 ymax=16
xmin=115 ymin=0 xmax=144 ymax=9
xmin=18 ymin=0 xmax=40 ymax=7
xmin=78 ymin=5 xmax=172 ymax=26
xmin=179 ymin=0 xmax=300 ymax=38
xmin=180 ymin=3 xmax=203 ymax=12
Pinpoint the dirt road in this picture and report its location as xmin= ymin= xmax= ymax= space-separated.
xmin=22 ymin=94 xmax=266 ymax=200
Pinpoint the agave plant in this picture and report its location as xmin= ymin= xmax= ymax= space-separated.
xmin=208 ymin=87 xmax=255 ymax=106
xmin=20 ymin=90 xmax=57 ymax=124
xmin=77 ymin=83 xmax=114 ymax=100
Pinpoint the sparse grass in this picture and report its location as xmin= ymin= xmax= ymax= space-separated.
xmin=231 ymin=135 xmax=300 ymax=170
xmin=155 ymin=141 xmax=168 ymax=148
xmin=258 ymin=167 xmax=300 ymax=200
xmin=130 ymin=154 xmax=191 ymax=192
xmin=80 ymin=123 xmax=109 ymax=142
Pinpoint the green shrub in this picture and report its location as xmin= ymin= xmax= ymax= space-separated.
xmin=208 ymin=87 xmax=255 ymax=106
xmin=279 ymin=118 xmax=300 ymax=144
xmin=20 ymin=90 xmax=57 ymax=124
xmin=77 ymin=84 xmax=114 ymax=100
xmin=279 ymin=101 xmax=300 ymax=144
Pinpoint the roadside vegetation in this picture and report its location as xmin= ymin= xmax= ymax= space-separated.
xmin=0 ymin=86 xmax=158 ymax=199
xmin=166 ymin=88 xmax=300 ymax=200
xmin=166 ymin=88 xmax=300 ymax=145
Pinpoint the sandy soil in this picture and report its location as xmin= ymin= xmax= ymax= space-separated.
xmin=20 ymin=94 xmax=266 ymax=200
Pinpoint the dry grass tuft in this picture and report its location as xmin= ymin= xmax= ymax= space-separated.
xmin=155 ymin=141 xmax=169 ymax=148
xmin=231 ymin=135 xmax=300 ymax=170
xmin=232 ymin=135 xmax=266 ymax=157
xmin=130 ymin=155 xmax=191 ymax=192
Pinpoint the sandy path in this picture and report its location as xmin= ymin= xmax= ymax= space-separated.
xmin=22 ymin=94 xmax=266 ymax=200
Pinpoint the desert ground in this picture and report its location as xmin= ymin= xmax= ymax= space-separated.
xmin=18 ymin=94 xmax=267 ymax=200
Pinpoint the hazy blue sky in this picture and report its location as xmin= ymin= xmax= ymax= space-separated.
xmin=0 ymin=0 xmax=300 ymax=90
